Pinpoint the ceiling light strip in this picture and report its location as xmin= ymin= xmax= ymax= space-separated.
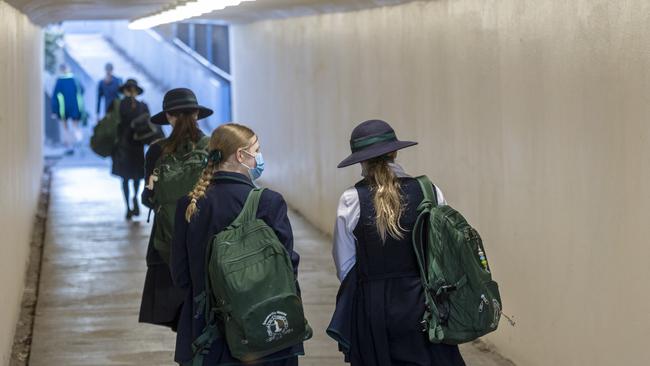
xmin=129 ymin=0 xmax=255 ymax=30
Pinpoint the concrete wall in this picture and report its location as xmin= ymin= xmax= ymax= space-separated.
xmin=231 ymin=1 xmax=650 ymax=365
xmin=0 ymin=1 xmax=43 ymax=363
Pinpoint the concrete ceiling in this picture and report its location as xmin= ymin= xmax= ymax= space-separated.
xmin=7 ymin=0 xmax=419 ymax=26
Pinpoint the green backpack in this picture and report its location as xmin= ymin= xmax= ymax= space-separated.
xmin=192 ymin=184 xmax=312 ymax=365
xmin=90 ymin=99 xmax=120 ymax=157
xmin=152 ymin=136 xmax=209 ymax=264
xmin=412 ymin=176 xmax=502 ymax=344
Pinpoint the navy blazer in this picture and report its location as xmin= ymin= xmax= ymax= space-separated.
xmin=170 ymin=171 xmax=303 ymax=364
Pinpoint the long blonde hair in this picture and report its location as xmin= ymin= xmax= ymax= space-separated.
xmin=364 ymin=152 xmax=405 ymax=241
xmin=185 ymin=123 xmax=256 ymax=222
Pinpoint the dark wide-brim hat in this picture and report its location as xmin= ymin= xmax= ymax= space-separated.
xmin=337 ymin=119 xmax=418 ymax=168
xmin=150 ymin=87 xmax=213 ymax=125
xmin=118 ymin=78 xmax=144 ymax=95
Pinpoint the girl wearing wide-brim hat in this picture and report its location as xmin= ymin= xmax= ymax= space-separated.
xmin=328 ymin=119 xmax=466 ymax=365
xmin=139 ymin=88 xmax=212 ymax=331
xmin=111 ymin=78 xmax=148 ymax=220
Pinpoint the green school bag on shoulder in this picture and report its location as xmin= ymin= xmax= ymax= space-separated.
xmin=192 ymin=185 xmax=312 ymax=365
xmin=412 ymin=176 xmax=502 ymax=344
xmin=90 ymin=99 xmax=120 ymax=157
xmin=151 ymin=136 xmax=210 ymax=264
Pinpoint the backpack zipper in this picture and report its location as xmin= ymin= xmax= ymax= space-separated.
xmin=223 ymin=242 xmax=278 ymax=264
xmin=478 ymin=294 xmax=489 ymax=313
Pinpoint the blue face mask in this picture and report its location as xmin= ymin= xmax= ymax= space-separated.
xmin=242 ymin=150 xmax=265 ymax=180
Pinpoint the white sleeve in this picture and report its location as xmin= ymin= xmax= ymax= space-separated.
xmin=434 ymin=184 xmax=447 ymax=205
xmin=332 ymin=187 xmax=360 ymax=282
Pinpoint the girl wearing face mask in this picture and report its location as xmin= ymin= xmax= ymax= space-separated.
xmin=170 ymin=123 xmax=304 ymax=366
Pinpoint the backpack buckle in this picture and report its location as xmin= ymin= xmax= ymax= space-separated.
xmin=432 ymin=284 xmax=456 ymax=326
xmin=420 ymin=319 xmax=428 ymax=332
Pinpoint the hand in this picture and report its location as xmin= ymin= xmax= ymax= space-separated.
xmin=146 ymin=175 xmax=158 ymax=190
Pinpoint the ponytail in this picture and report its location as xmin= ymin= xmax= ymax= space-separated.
xmin=364 ymin=154 xmax=405 ymax=241
xmin=163 ymin=109 xmax=202 ymax=155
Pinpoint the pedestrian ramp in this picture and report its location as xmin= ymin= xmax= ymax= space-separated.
xmin=64 ymin=33 xmax=165 ymax=121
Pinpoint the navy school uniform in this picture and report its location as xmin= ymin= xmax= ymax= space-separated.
xmin=329 ymin=171 xmax=466 ymax=366
xmin=111 ymin=98 xmax=147 ymax=180
xmin=170 ymin=171 xmax=304 ymax=365
xmin=139 ymin=142 xmax=187 ymax=330
xmin=97 ymin=75 xmax=123 ymax=115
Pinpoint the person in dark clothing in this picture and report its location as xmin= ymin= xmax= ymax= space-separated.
xmin=111 ymin=79 xmax=147 ymax=220
xmin=139 ymin=88 xmax=211 ymax=333
xmin=170 ymin=123 xmax=304 ymax=366
xmin=330 ymin=119 xmax=466 ymax=366
xmin=97 ymin=62 xmax=123 ymax=117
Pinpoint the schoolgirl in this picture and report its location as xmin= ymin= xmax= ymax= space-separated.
xmin=111 ymin=79 xmax=148 ymax=220
xmin=170 ymin=123 xmax=304 ymax=365
xmin=330 ymin=119 xmax=466 ymax=366
xmin=139 ymin=88 xmax=211 ymax=330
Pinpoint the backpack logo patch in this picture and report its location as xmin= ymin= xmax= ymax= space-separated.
xmin=263 ymin=311 xmax=293 ymax=342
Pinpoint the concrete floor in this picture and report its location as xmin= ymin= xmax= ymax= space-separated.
xmin=29 ymin=163 xmax=512 ymax=365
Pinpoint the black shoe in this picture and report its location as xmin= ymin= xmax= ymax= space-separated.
xmin=126 ymin=210 xmax=133 ymax=220
xmin=132 ymin=200 xmax=140 ymax=216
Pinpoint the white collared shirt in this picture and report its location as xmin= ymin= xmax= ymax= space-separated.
xmin=332 ymin=163 xmax=447 ymax=282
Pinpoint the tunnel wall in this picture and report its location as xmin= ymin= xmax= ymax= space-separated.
xmin=0 ymin=1 xmax=43 ymax=362
xmin=231 ymin=1 xmax=650 ymax=365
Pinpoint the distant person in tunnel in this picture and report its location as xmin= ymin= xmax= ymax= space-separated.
xmin=170 ymin=123 xmax=306 ymax=365
xmin=51 ymin=63 xmax=85 ymax=155
xmin=111 ymin=79 xmax=148 ymax=220
xmin=139 ymin=88 xmax=211 ymax=333
xmin=97 ymin=62 xmax=123 ymax=117
xmin=329 ymin=120 xmax=466 ymax=366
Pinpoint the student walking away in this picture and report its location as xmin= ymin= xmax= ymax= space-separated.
xmin=111 ymin=79 xmax=148 ymax=220
xmin=139 ymin=88 xmax=211 ymax=331
xmin=170 ymin=123 xmax=311 ymax=366
xmin=327 ymin=119 xmax=472 ymax=366
xmin=97 ymin=62 xmax=123 ymax=118
xmin=51 ymin=64 xmax=86 ymax=155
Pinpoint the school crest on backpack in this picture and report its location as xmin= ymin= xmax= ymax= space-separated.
xmin=263 ymin=311 xmax=293 ymax=342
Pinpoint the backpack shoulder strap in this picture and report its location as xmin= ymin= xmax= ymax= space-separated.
xmin=415 ymin=175 xmax=439 ymax=207
xmin=230 ymin=188 xmax=265 ymax=227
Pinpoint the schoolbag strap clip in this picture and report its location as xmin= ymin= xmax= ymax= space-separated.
xmin=191 ymin=322 xmax=220 ymax=365
xmin=193 ymin=291 xmax=207 ymax=319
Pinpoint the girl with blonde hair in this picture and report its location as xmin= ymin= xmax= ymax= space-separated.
xmin=170 ymin=123 xmax=304 ymax=366
xmin=329 ymin=120 xmax=466 ymax=366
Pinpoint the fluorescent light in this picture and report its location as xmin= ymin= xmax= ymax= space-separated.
xmin=129 ymin=0 xmax=255 ymax=30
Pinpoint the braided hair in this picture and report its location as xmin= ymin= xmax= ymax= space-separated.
xmin=185 ymin=123 xmax=256 ymax=222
